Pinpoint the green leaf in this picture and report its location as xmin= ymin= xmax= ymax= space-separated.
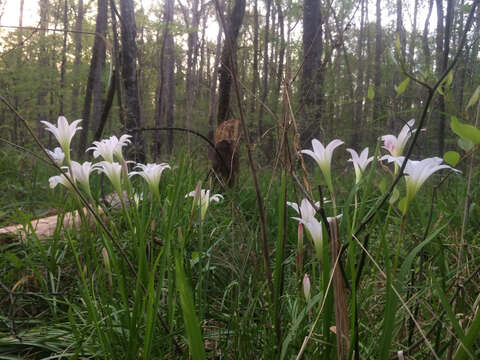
xmin=175 ymin=252 xmax=206 ymax=360
xmin=466 ymin=85 xmax=480 ymax=109
xmin=398 ymin=197 xmax=408 ymax=215
xmin=396 ymin=77 xmax=410 ymax=95
xmin=367 ymin=85 xmax=375 ymax=100
xmin=443 ymin=151 xmax=460 ymax=166
xmin=458 ymin=138 xmax=474 ymax=152
xmin=389 ymin=187 xmax=400 ymax=205
xmin=378 ymin=177 xmax=388 ymax=194
xmin=450 ymin=116 xmax=480 ymax=144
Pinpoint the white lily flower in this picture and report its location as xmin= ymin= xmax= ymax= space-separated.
xmin=301 ymin=139 xmax=344 ymax=192
xmin=95 ymin=161 xmax=123 ymax=195
xmin=49 ymin=173 xmax=72 ymax=190
xmin=129 ymin=163 xmax=170 ymax=199
xmin=87 ymin=134 xmax=131 ymax=162
xmin=111 ymin=134 xmax=132 ymax=160
xmin=46 ymin=147 xmax=65 ymax=166
xmin=41 ymin=116 xmax=82 ymax=164
xmin=382 ymin=155 xmax=460 ymax=210
xmin=381 ymin=119 xmax=415 ymax=157
xmin=289 ymin=198 xmax=342 ymax=256
xmin=69 ymin=161 xmax=95 ymax=197
xmin=346 ymin=147 xmax=374 ymax=183
xmin=186 ymin=189 xmax=223 ymax=220
xmin=286 ymin=199 xmax=320 ymax=221
xmin=303 ymin=274 xmax=311 ymax=302
xmin=292 ymin=216 xmax=324 ymax=252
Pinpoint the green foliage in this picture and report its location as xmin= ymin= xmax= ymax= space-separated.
xmin=450 ymin=116 xmax=480 ymax=144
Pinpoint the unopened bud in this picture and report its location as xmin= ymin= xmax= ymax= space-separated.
xmin=303 ymin=274 xmax=311 ymax=302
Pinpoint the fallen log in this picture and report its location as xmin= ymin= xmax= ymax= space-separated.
xmin=0 ymin=193 xmax=124 ymax=244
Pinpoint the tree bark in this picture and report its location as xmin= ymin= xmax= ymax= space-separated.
xmin=77 ymin=0 xmax=107 ymax=158
xmin=258 ymin=0 xmax=271 ymax=137
xmin=372 ymin=0 xmax=382 ymax=123
xmin=301 ymin=0 xmax=323 ymax=145
xmin=154 ymin=0 xmax=176 ymax=156
xmin=353 ymin=0 xmax=366 ymax=147
xmin=207 ymin=0 xmax=224 ymax=140
xmin=215 ymin=0 xmax=246 ymax=185
xmin=59 ymin=0 xmax=68 ymax=116
xmin=37 ymin=0 xmax=49 ymax=140
xmin=71 ymin=0 xmax=83 ymax=118
xmin=423 ymin=0 xmax=434 ymax=71
xmin=437 ymin=0 xmax=454 ymax=154
xmin=216 ymin=0 xmax=246 ymax=124
xmin=119 ymin=0 xmax=146 ymax=161
xmin=184 ymin=0 xmax=200 ymax=143
xmin=250 ymin=0 xmax=259 ymax=115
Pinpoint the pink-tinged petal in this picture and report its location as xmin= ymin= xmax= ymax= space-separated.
xmin=381 ymin=135 xmax=397 ymax=154
xmin=303 ymin=274 xmax=311 ymax=301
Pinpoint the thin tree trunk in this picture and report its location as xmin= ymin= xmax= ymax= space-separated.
xmin=217 ymin=0 xmax=246 ymax=124
xmin=37 ymin=0 xmax=49 ymax=140
xmin=251 ymin=0 xmax=259 ymax=115
xmin=59 ymin=0 xmax=68 ymax=115
xmin=301 ymin=0 xmax=323 ymax=144
xmin=119 ymin=0 xmax=146 ymax=161
xmin=353 ymin=0 xmax=366 ymax=147
xmin=215 ymin=0 xmax=246 ymax=185
xmin=77 ymin=0 xmax=108 ymax=158
xmin=258 ymin=0 xmax=271 ymax=137
xmin=13 ymin=0 xmax=25 ymax=143
xmin=207 ymin=0 xmax=224 ymax=140
xmin=372 ymin=0 xmax=382 ymax=123
xmin=184 ymin=0 xmax=200 ymax=146
xmin=438 ymin=0 xmax=454 ymax=154
xmin=71 ymin=0 xmax=83 ymax=118
xmin=110 ymin=0 xmax=125 ymax=129
xmin=154 ymin=0 xmax=176 ymax=156
xmin=423 ymin=0 xmax=434 ymax=71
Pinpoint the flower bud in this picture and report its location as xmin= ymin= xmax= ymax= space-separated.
xmin=303 ymin=274 xmax=311 ymax=302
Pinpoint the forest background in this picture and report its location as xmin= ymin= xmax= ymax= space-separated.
xmin=0 ymin=0 xmax=477 ymax=160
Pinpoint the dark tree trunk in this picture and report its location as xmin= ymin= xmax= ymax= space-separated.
xmin=119 ymin=0 xmax=146 ymax=162
xmin=372 ymin=0 xmax=382 ymax=123
xmin=215 ymin=0 xmax=246 ymax=185
xmin=353 ymin=0 xmax=366 ymax=147
xmin=251 ymin=0 xmax=259 ymax=115
xmin=154 ymin=0 xmax=175 ymax=156
xmin=208 ymin=0 xmax=224 ymax=140
xmin=216 ymin=0 xmax=246 ymax=124
xmin=184 ymin=0 xmax=200 ymax=142
xmin=274 ymin=0 xmax=285 ymax=103
xmin=77 ymin=0 xmax=107 ymax=158
xmin=110 ymin=0 xmax=125 ymax=129
xmin=13 ymin=0 xmax=25 ymax=143
xmin=437 ymin=0 xmax=454 ymax=154
xmin=301 ymin=0 xmax=323 ymax=146
xmin=423 ymin=0 xmax=434 ymax=71
xmin=71 ymin=0 xmax=83 ymax=118
xmin=37 ymin=0 xmax=49 ymax=140
xmin=258 ymin=0 xmax=271 ymax=137
xmin=59 ymin=0 xmax=68 ymax=115
xmin=301 ymin=0 xmax=323 ymax=144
